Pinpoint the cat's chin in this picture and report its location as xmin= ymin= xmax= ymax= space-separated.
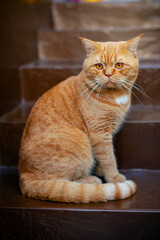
xmin=104 ymin=81 xmax=117 ymax=89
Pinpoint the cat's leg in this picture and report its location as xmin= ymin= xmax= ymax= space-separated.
xmin=90 ymin=133 xmax=126 ymax=183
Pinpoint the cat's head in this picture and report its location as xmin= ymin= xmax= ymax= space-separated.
xmin=80 ymin=35 xmax=143 ymax=90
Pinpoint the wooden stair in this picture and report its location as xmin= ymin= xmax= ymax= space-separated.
xmin=0 ymin=166 xmax=160 ymax=240
xmin=52 ymin=1 xmax=160 ymax=31
xmin=0 ymin=1 xmax=160 ymax=239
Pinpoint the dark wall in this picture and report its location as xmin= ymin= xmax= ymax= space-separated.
xmin=0 ymin=0 xmax=52 ymax=115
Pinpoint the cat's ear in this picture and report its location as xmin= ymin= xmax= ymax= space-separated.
xmin=80 ymin=37 xmax=98 ymax=56
xmin=125 ymin=34 xmax=143 ymax=56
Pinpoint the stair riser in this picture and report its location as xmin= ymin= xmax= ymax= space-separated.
xmin=20 ymin=66 xmax=160 ymax=105
xmin=20 ymin=66 xmax=80 ymax=102
xmin=38 ymin=29 xmax=160 ymax=61
xmin=52 ymin=3 xmax=160 ymax=31
xmin=1 ymin=120 xmax=159 ymax=169
xmin=0 ymin=68 xmax=20 ymax=116
xmin=1 ymin=208 xmax=160 ymax=240
xmin=0 ymin=123 xmax=24 ymax=166
xmin=115 ymin=122 xmax=160 ymax=169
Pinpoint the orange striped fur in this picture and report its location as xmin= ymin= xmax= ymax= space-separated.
xmin=19 ymin=35 xmax=142 ymax=203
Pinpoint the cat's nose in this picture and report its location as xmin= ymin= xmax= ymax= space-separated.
xmin=106 ymin=74 xmax=112 ymax=78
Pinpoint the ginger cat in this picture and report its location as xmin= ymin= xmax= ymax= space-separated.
xmin=19 ymin=35 xmax=143 ymax=203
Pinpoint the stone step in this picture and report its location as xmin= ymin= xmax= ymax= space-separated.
xmin=38 ymin=28 xmax=160 ymax=61
xmin=52 ymin=2 xmax=160 ymax=31
xmin=0 ymin=103 xmax=160 ymax=169
xmin=0 ymin=166 xmax=160 ymax=240
xmin=20 ymin=60 xmax=160 ymax=104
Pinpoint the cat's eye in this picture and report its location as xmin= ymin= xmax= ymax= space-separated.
xmin=95 ymin=63 xmax=103 ymax=70
xmin=115 ymin=62 xmax=124 ymax=69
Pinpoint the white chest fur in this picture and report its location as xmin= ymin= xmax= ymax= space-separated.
xmin=115 ymin=95 xmax=129 ymax=105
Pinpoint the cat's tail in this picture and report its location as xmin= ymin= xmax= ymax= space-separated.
xmin=19 ymin=173 xmax=137 ymax=203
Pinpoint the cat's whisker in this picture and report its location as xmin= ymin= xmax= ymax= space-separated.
xmin=122 ymin=80 xmax=149 ymax=99
xmin=122 ymin=78 xmax=145 ymax=92
xmin=95 ymin=83 xmax=100 ymax=99
xmin=121 ymin=82 xmax=142 ymax=104
xmin=118 ymin=84 xmax=126 ymax=94
xmin=133 ymin=82 xmax=145 ymax=91
xmin=122 ymin=78 xmax=143 ymax=91
xmin=95 ymin=83 xmax=103 ymax=101
xmin=128 ymin=83 xmax=148 ymax=98
xmin=82 ymin=83 xmax=99 ymax=106
xmin=80 ymin=81 xmax=97 ymax=97
xmin=99 ymin=84 xmax=103 ymax=97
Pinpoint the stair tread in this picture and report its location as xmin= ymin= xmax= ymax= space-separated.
xmin=0 ymin=166 xmax=160 ymax=211
xmin=0 ymin=102 xmax=160 ymax=124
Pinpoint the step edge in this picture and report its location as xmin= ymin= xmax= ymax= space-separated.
xmin=0 ymin=206 xmax=159 ymax=213
xmin=19 ymin=60 xmax=160 ymax=70
xmin=52 ymin=1 xmax=160 ymax=7
xmin=38 ymin=26 xmax=160 ymax=34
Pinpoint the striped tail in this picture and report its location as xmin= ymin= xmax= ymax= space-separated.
xmin=19 ymin=173 xmax=137 ymax=203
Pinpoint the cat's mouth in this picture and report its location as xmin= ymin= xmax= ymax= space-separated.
xmin=105 ymin=80 xmax=116 ymax=89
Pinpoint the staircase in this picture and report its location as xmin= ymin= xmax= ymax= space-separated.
xmin=0 ymin=1 xmax=160 ymax=239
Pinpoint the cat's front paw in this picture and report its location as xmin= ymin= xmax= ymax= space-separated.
xmin=108 ymin=173 xmax=126 ymax=183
